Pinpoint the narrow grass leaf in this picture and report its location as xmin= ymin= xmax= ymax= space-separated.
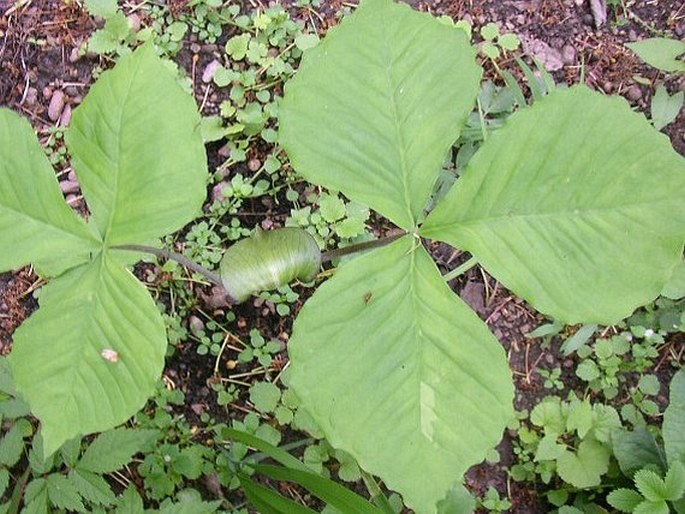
xmin=238 ymin=473 xmax=317 ymax=514
xmin=254 ymin=464 xmax=383 ymax=513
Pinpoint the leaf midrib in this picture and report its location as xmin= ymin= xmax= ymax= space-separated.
xmin=380 ymin=16 xmax=429 ymax=229
xmin=101 ymin=57 xmax=140 ymax=249
xmin=427 ymin=197 xmax=683 ymax=232
xmin=0 ymin=204 xmax=99 ymax=245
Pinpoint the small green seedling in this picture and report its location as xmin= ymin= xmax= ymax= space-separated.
xmin=626 ymin=37 xmax=685 ymax=74
xmin=609 ymin=369 xmax=685 ymax=514
xmin=651 ymin=84 xmax=684 ymax=131
xmin=479 ymin=22 xmax=521 ymax=59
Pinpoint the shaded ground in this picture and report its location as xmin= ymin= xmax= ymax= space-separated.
xmin=0 ymin=0 xmax=683 ymax=512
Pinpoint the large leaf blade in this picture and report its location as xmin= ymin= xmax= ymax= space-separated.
xmin=422 ymin=86 xmax=685 ymax=324
xmin=288 ymin=237 xmax=513 ymax=513
xmin=664 ymin=369 xmax=685 ymax=468
xmin=279 ymin=0 xmax=481 ymax=230
xmin=67 ymin=44 xmax=207 ymax=247
xmin=8 ymin=254 xmax=166 ymax=455
xmin=0 ymin=109 xmax=99 ymax=274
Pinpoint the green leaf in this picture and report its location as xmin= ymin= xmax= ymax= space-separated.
xmin=220 ymin=228 xmax=321 ymax=303
xmin=225 ymin=34 xmax=250 ymax=60
xmin=422 ymin=86 xmax=685 ymax=324
xmin=634 ymin=469 xmax=668 ymax=502
xmin=9 ymin=256 xmax=166 ymax=456
xmin=47 ymin=473 xmax=85 ymax=512
xmin=567 ymin=398 xmax=593 ymax=438
xmin=0 ymin=418 xmax=32 ymax=466
xmin=319 ymin=194 xmax=346 ymax=223
xmin=23 ymin=478 xmax=48 ymax=514
xmin=436 ymin=483 xmax=476 ymax=514
xmin=85 ymin=0 xmax=118 ymax=17
xmin=294 ymin=33 xmax=320 ymax=51
xmin=561 ymin=324 xmax=597 ymax=355
xmin=280 ymin=0 xmax=481 ymax=230
xmin=67 ymin=44 xmax=207 ymax=247
xmin=607 ymin=488 xmax=645 ymax=513
xmin=556 ymin=437 xmax=610 ymax=488
xmin=0 ymin=470 xmax=7 ymax=498
xmin=114 ymin=486 xmax=144 ymax=514
xmin=239 ymin=473 xmax=317 ymax=514
xmin=249 ymin=382 xmax=281 ymax=414
xmin=288 ymin=237 xmax=513 ymax=513
xmin=664 ymin=461 xmax=685 ymax=501
xmin=591 ymin=404 xmax=621 ymax=443
xmin=530 ymin=397 xmax=565 ymax=435
xmin=480 ymin=23 xmax=499 ymax=41
xmin=534 ymin=433 xmax=564 ymax=461
xmin=611 ymin=428 xmax=666 ymax=478
xmin=68 ymin=469 xmax=116 ymax=506
xmin=651 ymin=85 xmax=684 ymax=131
xmin=576 ymin=360 xmax=600 ymax=382
xmin=638 ymin=375 xmax=660 ymax=396
xmin=498 ymin=33 xmax=521 ymax=51
xmin=626 ymin=38 xmax=685 ymax=73
xmin=664 ymin=370 xmax=685 ymax=467
xmin=253 ymin=464 xmax=384 ymax=513
xmin=0 ymin=109 xmax=100 ymax=275
xmin=157 ymin=498 xmax=221 ymax=514
xmin=662 ymin=259 xmax=685 ymax=299
xmin=634 ymin=500 xmax=669 ymax=514
xmin=77 ymin=427 xmax=158 ymax=474
xmin=173 ymin=446 xmax=207 ymax=479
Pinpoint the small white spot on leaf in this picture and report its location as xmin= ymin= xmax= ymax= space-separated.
xmin=101 ymin=348 xmax=119 ymax=363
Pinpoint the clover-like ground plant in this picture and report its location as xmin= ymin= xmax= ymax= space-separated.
xmin=273 ymin=0 xmax=685 ymax=511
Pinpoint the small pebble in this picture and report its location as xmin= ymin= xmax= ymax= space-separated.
xmin=188 ymin=315 xmax=205 ymax=335
xmin=248 ymin=158 xmax=261 ymax=172
xmin=64 ymin=85 xmax=78 ymax=96
xmin=59 ymin=104 xmax=72 ymax=126
xmin=602 ymin=81 xmax=613 ymax=93
xmin=127 ymin=13 xmax=140 ymax=32
xmin=201 ymin=44 xmax=219 ymax=53
xmin=68 ymin=170 xmax=77 ymax=181
xmin=24 ymin=87 xmax=38 ymax=106
xmin=626 ymin=85 xmax=642 ymax=102
xmin=47 ymin=90 xmax=65 ymax=121
xmin=42 ymin=86 xmax=53 ymax=99
xmin=211 ymin=181 xmax=229 ymax=203
xmin=60 ymin=180 xmax=80 ymax=194
xmin=190 ymin=42 xmax=201 ymax=54
xmin=202 ymin=59 xmax=220 ymax=83
xmin=217 ymin=144 xmax=231 ymax=158
xmin=69 ymin=46 xmax=81 ymax=63
xmin=561 ymin=44 xmax=576 ymax=65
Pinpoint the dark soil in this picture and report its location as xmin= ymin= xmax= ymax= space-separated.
xmin=1 ymin=1 xmax=683 ymax=513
